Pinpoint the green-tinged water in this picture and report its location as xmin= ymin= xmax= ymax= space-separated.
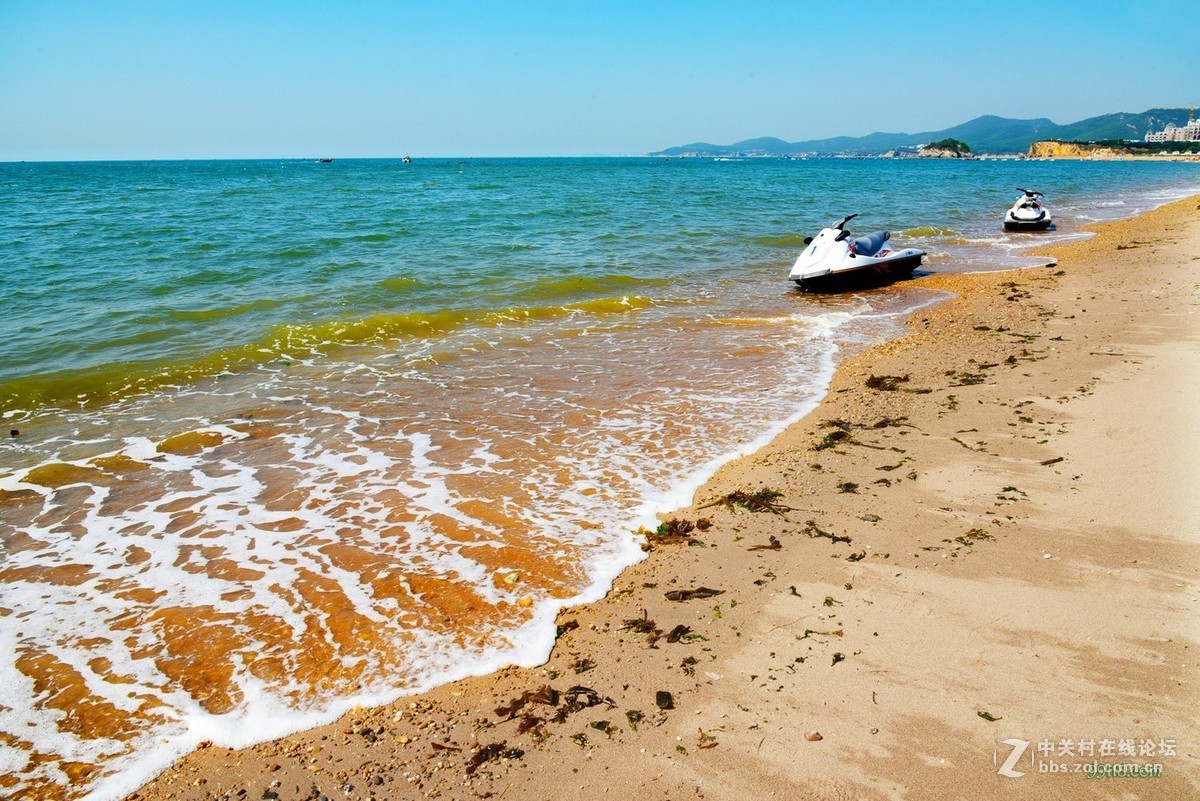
xmin=4 ymin=157 xmax=1197 ymax=414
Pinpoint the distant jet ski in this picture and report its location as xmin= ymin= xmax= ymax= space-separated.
xmin=789 ymin=214 xmax=925 ymax=291
xmin=1004 ymin=188 xmax=1053 ymax=231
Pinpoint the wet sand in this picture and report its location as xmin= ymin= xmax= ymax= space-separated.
xmin=126 ymin=196 xmax=1200 ymax=801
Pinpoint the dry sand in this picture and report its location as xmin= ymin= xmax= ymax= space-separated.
xmin=127 ymin=197 xmax=1200 ymax=801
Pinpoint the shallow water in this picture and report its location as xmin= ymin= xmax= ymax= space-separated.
xmin=2 ymin=156 xmax=1198 ymax=799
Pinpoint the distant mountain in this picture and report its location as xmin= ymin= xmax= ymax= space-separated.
xmin=1054 ymin=108 xmax=1191 ymax=143
xmin=651 ymin=108 xmax=1194 ymax=156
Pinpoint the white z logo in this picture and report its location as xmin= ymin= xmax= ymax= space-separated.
xmin=996 ymin=738 xmax=1030 ymax=778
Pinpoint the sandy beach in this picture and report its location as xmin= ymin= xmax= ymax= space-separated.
xmin=125 ymin=197 xmax=1200 ymax=801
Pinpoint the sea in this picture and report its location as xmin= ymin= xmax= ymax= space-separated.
xmin=2 ymin=156 xmax=1198 ymax=799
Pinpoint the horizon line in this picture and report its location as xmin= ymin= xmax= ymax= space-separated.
xmin=1 ymin=154 xmax=667 ymax=164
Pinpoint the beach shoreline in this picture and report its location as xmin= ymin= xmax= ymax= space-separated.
xmin=119 ymin=197 xmax=1200 ymax=801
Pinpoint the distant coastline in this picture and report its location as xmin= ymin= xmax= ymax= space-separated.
xmin=653 ymin=107 xmax=1195 ymax=158
xmin=1027 ymin=139 xmax=1200 ymax=161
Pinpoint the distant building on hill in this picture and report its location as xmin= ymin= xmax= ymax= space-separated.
xmin=1145 ymin=114 xmax=1200 ymax=142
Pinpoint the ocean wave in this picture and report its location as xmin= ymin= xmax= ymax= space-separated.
xmin=378 ymin=276 xmax=424 ymax=293
xmin=753 ymin=233 xmax=813 ymax=248
xmin=899 ymin=225 xmax=959 ymax=239
xmin=166 ymin=298 xmax=283 ymax=322
xmin=508 ymin=273 xmax=670 ymax=303
xmin=0 ymin=295 xmax=659 ymax=415
xmin=264 ymin=245 xmax=320 ymax=260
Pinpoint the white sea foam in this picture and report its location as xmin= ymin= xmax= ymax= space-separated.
xmin=0 ymin=306 xmax=974 ymax=801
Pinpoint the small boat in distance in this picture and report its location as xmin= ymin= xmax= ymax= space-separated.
xmin=316 ymin=157 xmax=334 ymax=163
xmin=402 ymin=156 xmax=412 ymax=163
xmin=1003 ymin=188 xmax=1053 ymax=231
xmin=789 ymin=214 xmax=925 ymax=291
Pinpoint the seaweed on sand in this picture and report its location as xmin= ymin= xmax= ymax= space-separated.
xmin=494 ymin=685 xmax=559 ymax=718
xmin=664 ymin=587 xmax=725 ymax=602
xmin=813 ymin=429 xmax=851 ymax=451
xmin=465 ymin=742 xmax=524 ymax=776
xmin=562 ymin=685 xmax=616 ymax=714
xmin=949 ymin=372 xmax=987 ymax=386
xmin=802 ymin=519 xmax=852 ymax=544
xmin=666 ymin=624 xmax=693 ymax=643
xmin=698 ymin=489 xmax=793 ymax=516
xmin=866 ymin=374 xmax=910 ymax=391
xmin=747 ymin=535 xmax=782 ymax=551
xmin=622 ymin=609 xmax=663 ymax=645
xmin=641 ymin=518 xmax=706 ymax=549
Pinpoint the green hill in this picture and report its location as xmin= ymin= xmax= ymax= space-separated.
xmin=1054 ymin=108 xmax=1192 ymax=142
xmin=651 ymin=108 xmax=1193 ymax=156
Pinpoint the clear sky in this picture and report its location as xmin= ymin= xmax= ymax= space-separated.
xmin=2 ymin=0 xmax=1197 ymax=160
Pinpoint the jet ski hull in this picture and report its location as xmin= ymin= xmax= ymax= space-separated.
xmin=793 ymin=252 xmax=923 ymax=291
xmin=1003 ymin=215 xmax=1053 ymax=231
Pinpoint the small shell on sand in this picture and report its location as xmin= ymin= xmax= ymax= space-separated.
xmin=804 ymin=731 xmax=823 ymax=742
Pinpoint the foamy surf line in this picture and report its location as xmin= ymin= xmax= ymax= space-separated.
xmin=111 ymin=300 xmax=957 ymax=801
xmin=78 ymin=541 xmax=647 ymax=801
xmin=0 ymin=286 xmax=940 ymax=796
xmin=1 ymin=294 xmax=918 ymax=799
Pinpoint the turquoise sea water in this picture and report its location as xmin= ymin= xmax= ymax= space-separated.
xmin=1 ymin=157 xmax=1198 ymax=799
xmin=5 ymin=157 xmax=1198 ymax=412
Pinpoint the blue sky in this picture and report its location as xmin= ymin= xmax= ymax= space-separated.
xmin=2 ymin=0 xmax=1197 ymax=160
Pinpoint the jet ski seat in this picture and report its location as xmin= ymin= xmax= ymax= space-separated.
xmin=851 ymin=230 xmax=890 ymax=257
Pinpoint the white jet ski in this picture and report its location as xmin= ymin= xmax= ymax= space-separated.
xmin=789 ymin=214 xmax=926 ymax=291
xmin=1003 ymin=188 xmax=1053 ymax=231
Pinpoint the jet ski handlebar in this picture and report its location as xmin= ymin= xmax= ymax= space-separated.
xmin=832 ymin=214 xmax=859 ymax=230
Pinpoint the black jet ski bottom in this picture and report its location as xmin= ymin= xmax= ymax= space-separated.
xmin=793 ymin=254 xmax=923 ymax=292
xmin=1003 ymin=219 xmax=1053 ymax=231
